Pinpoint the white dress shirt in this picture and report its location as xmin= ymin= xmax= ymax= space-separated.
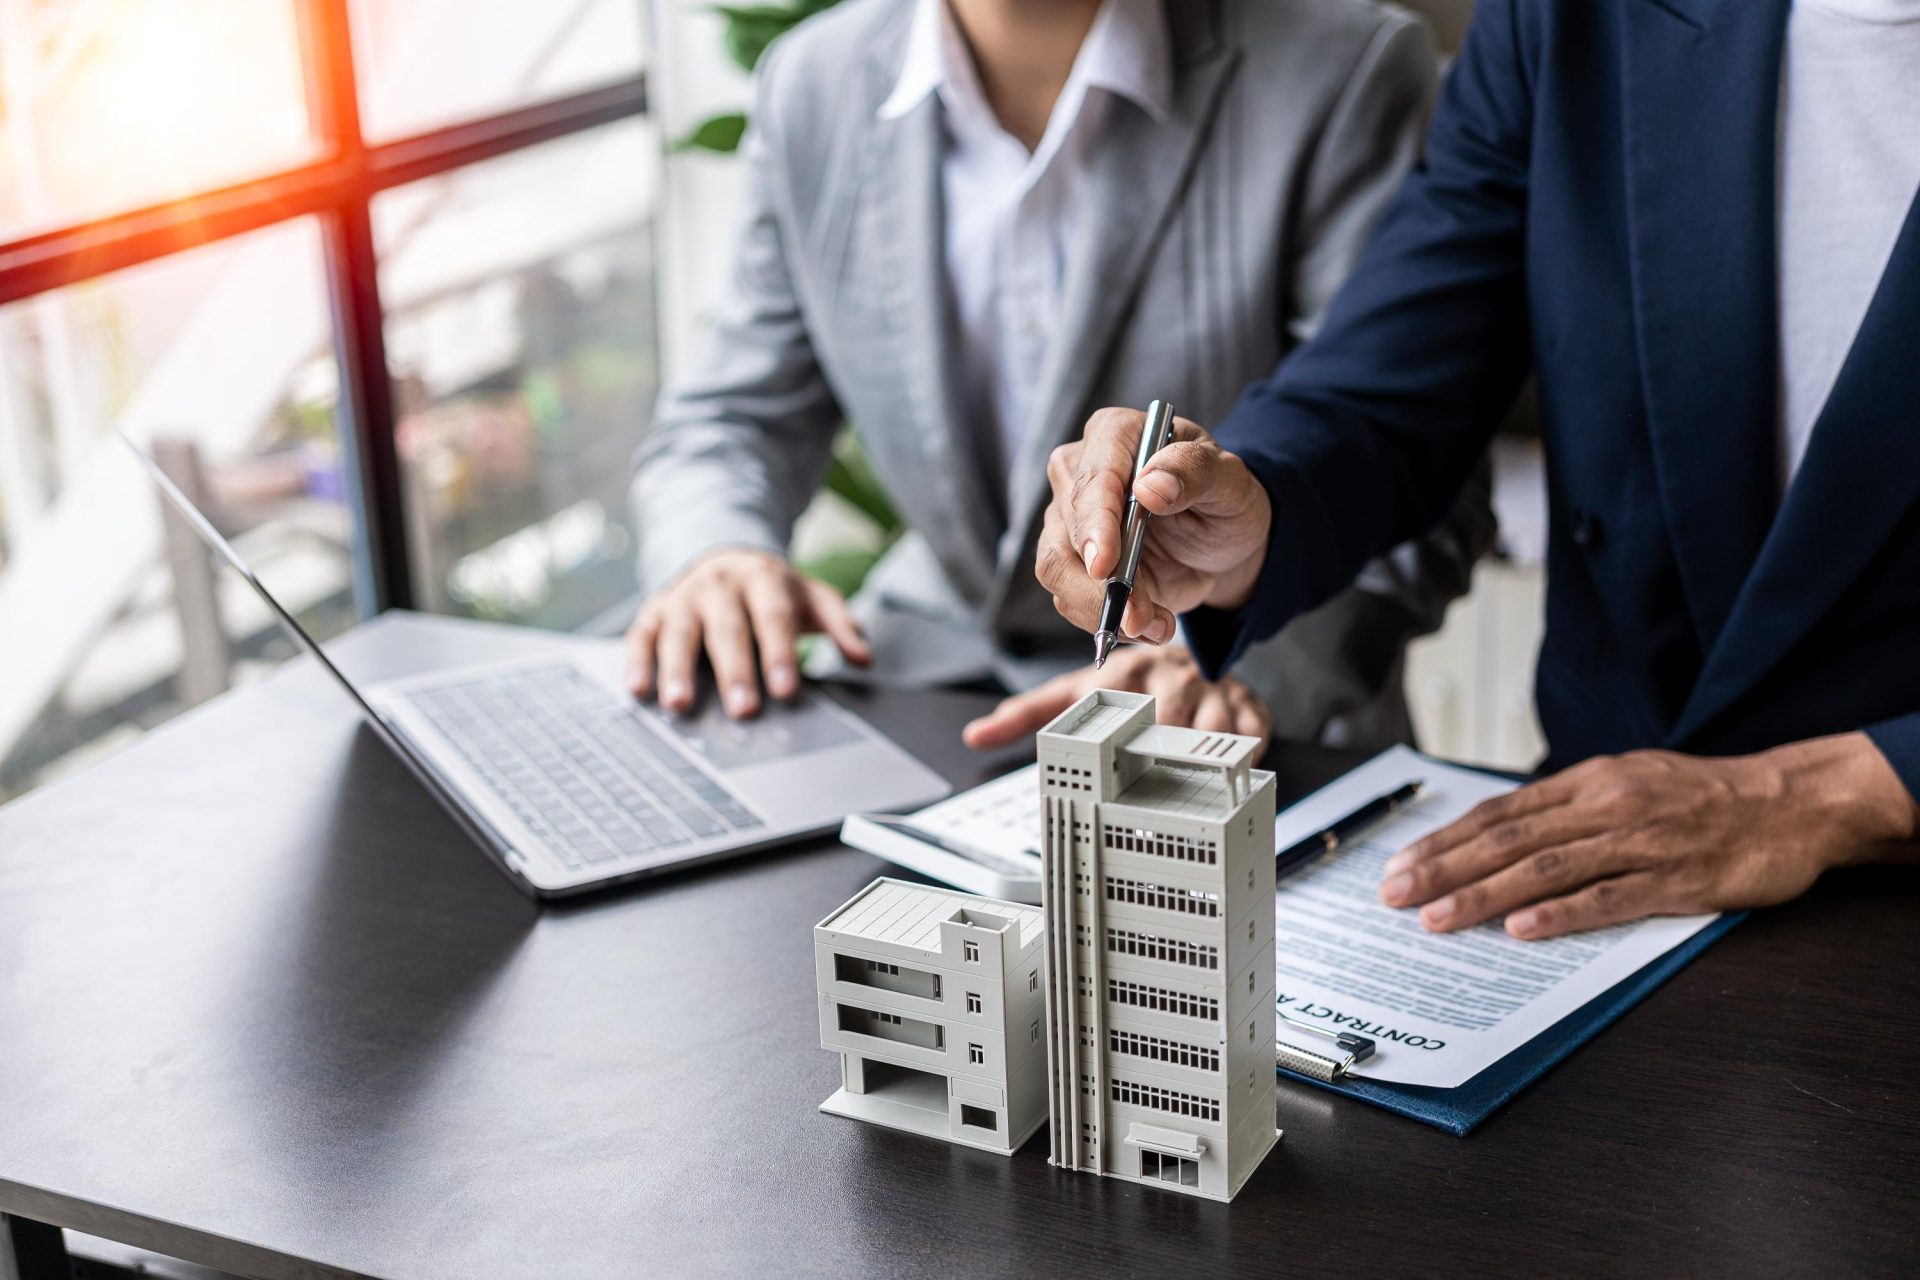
xmin=879 ymin=0 xmax=1171 ymax=489
xmin=1776 ymin=0 xmax=1920 ymax=492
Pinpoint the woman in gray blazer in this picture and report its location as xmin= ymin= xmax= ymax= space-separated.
xmin=628 ymin=0 xmax=1492 ymax=750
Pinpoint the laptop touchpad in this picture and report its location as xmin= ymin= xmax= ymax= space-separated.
xmin=657 ymin=693 xmax=862 ymax=771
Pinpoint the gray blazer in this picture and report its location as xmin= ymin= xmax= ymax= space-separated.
xmin=632 ymin=0 xmax=1495 ymax=749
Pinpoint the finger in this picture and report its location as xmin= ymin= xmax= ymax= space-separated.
xmin=1133 ymin=436 xmax=1221 ymax=516
xmin=1391 ymin=773 xmax=1583 ymax=869
xmin=1381 ymin=803 xmax=1614 ymax=909
xmin=742 ymin=574 xmax=802 ymax=700
xmin=1409 ymin=834 xmax=1631 ymax=932
xmin=1119 ymin=563 xmax=1175 ymax=644
xmin=626 ymin=607 xmax=661 ymax=697
xmin=1191 ymin=690 xmax=1236 ymax=734
xmin=1062 ymin=408 xmax=1144 ymax=579
xmin=655 ymin=611 xmax=703 ymax=714
xmin=1227 ymin=684 xmax=1273 ymax=749
xmin=1504 ymin=872 xmax=1664 ymax=940
xmin=695 ymin=588 xmax=761 ymax=718
xmin=1144 ymin=656 xmax=1202 ymax=726
xmin=802 ymin=578 xmax=871 ymax=666
xmin=963 ymin=672 xmax=1086 ymax=750
xmin=1037 ymin=505 xmax=1107 ymax=631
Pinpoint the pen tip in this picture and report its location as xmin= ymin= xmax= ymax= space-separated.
xmin=1093 ymin=630 xmax=1115 ymax=669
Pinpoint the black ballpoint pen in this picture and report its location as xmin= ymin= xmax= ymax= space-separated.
xmin=1094 ymin=399 xmax=1178 ymax=669
xmin=1276 ymin=779 xmax=1425 ymax=874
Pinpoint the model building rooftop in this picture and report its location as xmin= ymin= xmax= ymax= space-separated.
xmin=1115 ymin=761 xmax=1255 ymax=817
xmin=818 ymin=878 xmax=1044 ymax=952
xmin=1046 ymin=689 xmax=1149 ymax=741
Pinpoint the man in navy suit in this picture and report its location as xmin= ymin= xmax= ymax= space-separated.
xmin=1034 ymin=0 xmax=1920 ymax=939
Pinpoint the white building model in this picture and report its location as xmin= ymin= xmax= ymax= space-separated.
xmin=815 ymin=878 xmax=1049 ymax=1154
xmin=1037 ymin=690 xmax=1280 ymax=1201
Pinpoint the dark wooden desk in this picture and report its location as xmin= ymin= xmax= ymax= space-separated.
xmin=1 ymin=613 xmax=1914 ymax=1280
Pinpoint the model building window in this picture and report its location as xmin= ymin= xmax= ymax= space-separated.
xmin=969 ymin=1043 xmax=985 ymax=1065
xmin=1141 ymin=1151 xmax=1199 ymax=1187
xmin=1030 ymin=1020 xmax=1041 ymax=1043
xmin=1029 ymin=969 xmax=1039 ymax=993
xmin=966 ymin=992 xmax=982 ymax=1014
xmin=960 ymin=1104 xmax=997 ymax=1131
xmin=963 ymin=940 xmax=980 ymax=963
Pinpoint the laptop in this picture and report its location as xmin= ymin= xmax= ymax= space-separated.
xmin=125 ymin=436 xmax=952 ymax=899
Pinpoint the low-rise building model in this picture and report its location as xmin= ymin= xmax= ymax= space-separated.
xmin=814 ymin=877 xmax=1049 ymax=1154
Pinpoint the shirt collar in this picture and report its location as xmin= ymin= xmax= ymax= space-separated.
xmin=876 ymin=0 xmax=1172 ymax=126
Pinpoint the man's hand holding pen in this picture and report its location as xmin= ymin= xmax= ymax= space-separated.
xmin=1035 ymin=407 xmax=1272 ymax=646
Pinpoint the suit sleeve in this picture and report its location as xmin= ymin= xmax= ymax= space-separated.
xmin=1866 ymin=717 xmax=1920 ymax=806
xmin=629 ymin=38 xmax=844 ymax=593
xmin=1220 ymin=12 xmax=1496 ymax=735
xmin=1186 ymin=0 xmax=1536 ymax=679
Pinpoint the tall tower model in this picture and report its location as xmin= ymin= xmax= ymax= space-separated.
xmin=1037 ymin=690 xmax=1279 ymax=1201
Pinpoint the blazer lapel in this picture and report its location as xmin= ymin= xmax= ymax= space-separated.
xmin=1672 ymin=192 xmax=1920 ymax=742
xmin=849 ymin=70 xmax=1003 ymax=600
xmin=988 ymin=5 xmax=1239 ymax=609
xmin=1620 ymin=0 xmax=1790 ymax=652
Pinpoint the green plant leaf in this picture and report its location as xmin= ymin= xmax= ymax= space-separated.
xmin=821 ymin=428 xmax=901 ymax=534
xmin=713 ymin=4 xmax=802 ymax=71
xmin=670 ymin=113 xmax=749 ymax=154
xmin=797 ymin=547 xmax=888 ymax=599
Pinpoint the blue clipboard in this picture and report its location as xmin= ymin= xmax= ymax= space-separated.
xmin=1277 ymin=912 xmax=1745 ymax=1135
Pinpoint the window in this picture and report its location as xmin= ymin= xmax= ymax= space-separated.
xmin=1141 ymin=1151 xmax=1199 ymax=1188
xmin=968 ymin=1043 xmax=985 ymax=1065
xmin=0 ymin=1 xmax=316 ymax=238
xmin=350 ymin=0 xmax=645 ymax=141
xmin=0 ymin=222 xmax=352 ymax=804
xmin=375 ymin=120 xmax=659 ymax=628
xmin=1107 ymin=979 xmax=1218 ymax=1022
xmin=963 ymin=940 xmax=981 ymax=964
xmin=1029 ymin=968 xmax=1040 ymax=993
xmin=1106 ymin=926 xmax=1219 ymax=970
xmin=1109 ymin=1028 xmax=1221 ymax=1073
xmin=1105 ymin=875 xmax=1221 ymax=917
xmin=966 ymin=992 xmax=982 ymax=1015
xmin=1110 ymin=1076 xmax=1220 ymax=1123
xmin=0 ymin=0 xmax=652 ymax=804
xmin=1100 ymin=823 xmax=1218 ymax=865
xmin=833 ymin=954 xmax=941 ymax=1001
xmin=1030 ymin=1020 xmax=1041 ymax=1044
xmin=959 ymin=1104 xmax=997 ymax=1131
xmin=837 ymin=1004 xmax=945 ymax=1052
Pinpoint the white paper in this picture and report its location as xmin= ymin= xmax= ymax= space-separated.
xmin=1272 ymin=746 xmax=1717 ymax=1088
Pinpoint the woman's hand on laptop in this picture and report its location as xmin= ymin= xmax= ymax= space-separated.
xmin=626 ymin=548 xmax=870 ymax=718
xmin=962 ymin=646 xmax=1273 ymax=753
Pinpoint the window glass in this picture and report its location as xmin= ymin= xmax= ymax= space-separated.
xmin=0 ymin=0 xmax=315 ymax=238
xmin=0 ymin=219 xmax=353 ymax=802
xmin=351 ymin=0 xmax=647 ymax=142
xmin=373 ymin=119 xmax=659 ymax=629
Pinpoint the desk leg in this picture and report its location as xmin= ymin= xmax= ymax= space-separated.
xmin=1 ymin=1214 xmax=71 ymax=1280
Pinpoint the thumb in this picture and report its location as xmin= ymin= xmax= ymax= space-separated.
xmin=1133 ymin=440 xmax=1222 ymax=516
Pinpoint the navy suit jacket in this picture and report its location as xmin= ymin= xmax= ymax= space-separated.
xmin=1192 ymin=0 xmax=1920 ymax=800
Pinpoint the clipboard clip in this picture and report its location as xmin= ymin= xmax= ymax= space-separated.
xmin=1275 ymin=1007 xmax=1376 ymax=1083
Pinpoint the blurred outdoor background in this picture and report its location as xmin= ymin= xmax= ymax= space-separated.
xmin=0 ymin=0 xmax=1540 ymax=810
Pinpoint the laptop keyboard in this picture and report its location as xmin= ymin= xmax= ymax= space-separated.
xmin=400 ymin=661 xmax=764 ymax=871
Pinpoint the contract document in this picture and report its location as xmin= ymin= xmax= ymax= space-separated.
xmin=1274 ymin=746 xmax=1718 ymax=1089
